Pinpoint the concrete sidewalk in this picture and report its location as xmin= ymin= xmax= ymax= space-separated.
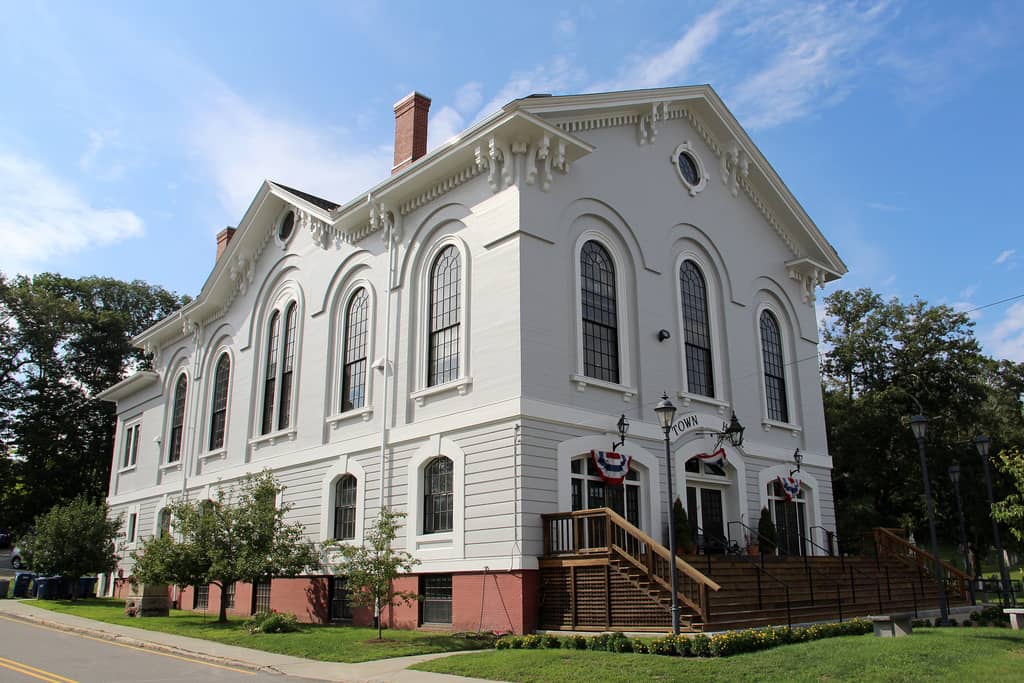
xmin=0 ymin=599 xmax=502 ymax=683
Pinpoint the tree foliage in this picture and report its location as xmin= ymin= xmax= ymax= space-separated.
xmin=329 ymin=507 xmax=420 ymax=639
xmin=0 ymin=273 xmax=187 ymax=532
xmin=130 ymin=471 xmax=320 ymax=622
xmin=821 ymin=288 xmax=1024 ymax=553
xmin=992 ymin=448 xmax=1024 ymax=544
xmin=23 ymin=496 xmax=122 ymax=599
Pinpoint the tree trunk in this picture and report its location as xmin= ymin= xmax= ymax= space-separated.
xmin=216 ymin=583 xmax=228 ymax=623
xmin=70 ymin=576 xmax=79 ymax=602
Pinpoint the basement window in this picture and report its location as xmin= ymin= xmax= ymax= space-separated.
xmin=420 ymin=575 xmax=452 ymax=625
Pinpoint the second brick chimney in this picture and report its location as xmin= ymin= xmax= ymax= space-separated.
xmin=216 ymin=226 xmax=236 ymax=260
xmin=392 ymin=92 xmax=431 ymax=174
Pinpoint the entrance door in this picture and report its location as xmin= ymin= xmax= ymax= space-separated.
xmin=686 ymin=485 xmax=726 ymax=553
xmin=773 ymin=499 xmax=806 ymax=556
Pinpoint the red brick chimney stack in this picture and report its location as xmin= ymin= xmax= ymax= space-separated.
xmin=392 ymin=92 xmax=431 ymax=174
xmin=216 ymin=227 xmax=236 ymax=260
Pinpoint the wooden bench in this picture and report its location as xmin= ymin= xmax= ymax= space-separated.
xmin=1004 ymin=608 xmax=1024 ymax=630
xmin=868 ymin=613 xmax=914 ymax=638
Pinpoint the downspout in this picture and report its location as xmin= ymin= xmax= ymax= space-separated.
xmin=376 ymin=201 xmax=399 ymax=512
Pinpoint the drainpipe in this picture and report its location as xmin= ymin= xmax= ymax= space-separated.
xmin=376 ymin=201 xmax=399 ymax=512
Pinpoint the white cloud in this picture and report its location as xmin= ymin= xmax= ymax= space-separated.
xmin=865 ymin=201 xmax=906 ymax=212
xmin=555 ymin=17 xmax=577 ymax=38
xmin=474 ymin=56 xmax=582 ymax=122
xmin=427 ymin=105 xmax=465 ymax=151
xmin=454 ymin=82 xmax=483 ymax=114
xmin=0 ymin=152 xmax=143 ymax=274
xmin=984 ymin=300 xmax=1024 ymax=362
xmin=994 ymin=249 xmax=1016 ymax=265
xmin=78 ymin=129 xmax=127 ymax=181
xmin=958 ymin=284 xmax=979 ymax=300
xmin=186 ymin=85 xmax=391 ymax=217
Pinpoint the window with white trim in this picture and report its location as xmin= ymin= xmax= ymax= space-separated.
xmin=260 ymin=301 xmax=299 ymax=434
xmin=423 ymin=457 xmax=453 ymax=534
xmin=679 ymin=260 xmax=714 ymax=398
xmin=427 ymin=246 xmax=461 ymax=387
xmin=341 ymin=288 xmax=369 ymax=411
xmin=157 ymin=508 xmax=171 ymax=538
xmin=167 ymin=374 xmax=187 ymax=463
xmin=209 ymin=352 xmax=230 ymax=450
xmin=121 ymin=422 xmax=140 ymax=469
xmin=759 ymin=310 xmax=789 ymax=423
xmin=580 ymin=240 xmax=619 ymax=383
xmin=333 ymin=475 xmax=357 ymax=541
xmin=127 ymin=512 xmax=137 ymax=543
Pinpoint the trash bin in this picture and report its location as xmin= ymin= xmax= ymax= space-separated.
xmin=12 ymin=572 xmax=35 ymax=598
xmin=35 ymin=576 xmax=65 ymax=600
xmin=78 ymin=577 xmax=97 ymax=599
xmin=0 ymin=578 xmax=10 ymax=598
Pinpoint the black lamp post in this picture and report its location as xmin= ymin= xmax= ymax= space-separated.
xmin=910 ymin=414 xmax=949 ymax=625
xmin=654 ymin=392 xmax=680 ymax=636
xmin=975 ymin=434 xmax=1013 ymax=605
xmin=948 ymin=462 xmax=975 ymax=605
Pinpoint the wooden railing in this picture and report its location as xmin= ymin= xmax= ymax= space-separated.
xmin=873 ymin=527 xmax=969 ymax=601
xmin=542 ymin=508 xmax=720 ymax=622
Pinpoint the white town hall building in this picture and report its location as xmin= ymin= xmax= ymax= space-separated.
xmin=99 ymin=84 xmax=847 ymax=633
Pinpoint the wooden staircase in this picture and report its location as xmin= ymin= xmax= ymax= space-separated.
xmin=539 ymin=510 xmax=970 ymax=632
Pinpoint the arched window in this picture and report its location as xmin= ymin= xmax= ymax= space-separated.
xmin=168 ymin=374 xmax=187 ymax=463
xmin=423 ymin=457 xmax=453 ymax=534
xmin=333 ymin=475 xmax=357 ymax=540
xmin=428 ymin=246 xmax=461 ymax=387
xmin=157 ymin=508 xmax=172 ymax=538
xmin=209 ymin=353 xmax=230 ymax=450
xmin=260 ymin=311 xmax=280 ymax=434
xmin=341 ymin=288 xmax=369 ymax=411
xmin=760 ymin=310 xmax=789 ymax=423
xmin=679 ymin=260 xmax=714 ymax=397
xmin=278 ymin=302 xmax=297 ymax=430
xmin=580 ymin=240 xmax=619 ymax=383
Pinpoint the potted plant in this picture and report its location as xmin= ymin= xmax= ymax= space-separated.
xmin=745 ymin=530 xmax=760 ymax=556
xmin=757 ymin=507 xmax=777 ymax=555
xmin=672 ymin=498 xmax=695 ymax=555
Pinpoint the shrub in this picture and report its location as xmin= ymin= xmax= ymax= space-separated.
xmin=587 ymin=633 xmax=611 ymax=651
xmin=608 ymin=632 xmax=633 ymax=653
xmin=562 ymin=634 xmax=587 ymax=650
xmin=674 ymin=636 xmax=692 ymax=657
xmin=244 ymin=610 xmax=300 ymax=634
xmin=633 ymin=640 xmax=650 ymax=654
xmin=757 ymin=507 xmax=777 ymax=554
xmin=690 ymin=634 xmax=711 ymax=657
xmin=495 ymin=637 xmax=512 ymax=649
xmin=542 ymin=634 xmax=561 ymax=649
xmin=509 ymin=636 xmax=525 ymax=649
xmin=522 ymin=634 xmax=543 ymax=649
xmin=648 ymin=636 xmax=677 ymax=656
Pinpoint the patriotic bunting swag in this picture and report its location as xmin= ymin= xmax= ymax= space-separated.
xmin=695 ymin=448 xmax=727 ymax=467
xmin=777 ymin=475 xmax=801 ymax=502
xmin=591 ymin=450 xmax=632 ymax=485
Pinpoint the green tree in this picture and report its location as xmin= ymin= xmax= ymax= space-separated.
xmin=24 ymin=496 xmax=122 ymax=599
xmin=329 ymin=507 xmax=420 ymax=639
xmin=0 ymin=273 xmax=187 ymax=531
xmin=130 ymin=472 xmax=319 ymax=623
xmin=992 ymin=448 xmax=1024 ymax=543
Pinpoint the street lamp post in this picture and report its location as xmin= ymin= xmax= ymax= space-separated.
xmin=975 ymin=434 xmax=1014 ymax=605
xmin=910 ymin=414 xmax=949 ymax=625
xmin=948 ymin=462 xmax=975 ymax=605
xmin=654 ymin=393 xmax=680 ymax=636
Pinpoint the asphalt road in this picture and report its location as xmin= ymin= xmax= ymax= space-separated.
xmin=0 ymin=615 xmax=315 ymax=683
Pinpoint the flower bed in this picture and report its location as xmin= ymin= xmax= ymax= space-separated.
xmin=495 ymin=619 xmax=872 ymax=658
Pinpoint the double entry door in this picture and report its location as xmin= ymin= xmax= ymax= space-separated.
xmin=686 ymin=486 xmax=726 ymax=553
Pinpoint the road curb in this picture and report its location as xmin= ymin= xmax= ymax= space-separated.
xmin=0 ymin=607 xmax=283 ymax=676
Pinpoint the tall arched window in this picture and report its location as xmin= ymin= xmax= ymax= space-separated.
xmin=760 ymin=310 xmax=789 ymax=423
xmin=423 ymin=457 xmax=453 ymax=534
xmin=168 ymin=374 xmax=187 ymax=463
xmin=157 ymin=508 xmax=172 ymax=538
xmin=679 ymin=260 xmax=714 ymax=397
xmin=580 ymin=240 xmax=619 ymax=383
xmin=428 ymin=246 xmax=461 ymax=387
xmin=209 ymin=353 xmax=231 ymax=450
xmin=260 ymin=311 xmax=281 ymax=434
xmin=334 ymin=475 xmax=357 ymax=540
xmin=341 ymin=289 xmax=369 ymax=411
xmin=278 ymin=302 xmax=298 ymax=430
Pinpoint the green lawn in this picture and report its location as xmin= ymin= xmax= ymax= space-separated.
xmin=413 ymin=628 xmax=1024 ymax=682
xmin=29 ymin=598 xmax=492 ymax=662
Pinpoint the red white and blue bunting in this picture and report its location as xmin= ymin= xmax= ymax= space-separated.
xmin=695 ymin=448 xmax=727 ymax=468
xmin=590 ymin=450 xmax=632 ymax=485
xmin=777 ymin=475 xmax=802 ymax=502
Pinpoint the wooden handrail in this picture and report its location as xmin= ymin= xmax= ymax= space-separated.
xmin=873 ymin=527 xmax=969 ymax=600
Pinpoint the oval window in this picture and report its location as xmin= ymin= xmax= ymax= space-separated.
xmin=278 ymin=211 xmax=295 ymax=241
xmin=678 ymin=152 xmax=700 ymax=186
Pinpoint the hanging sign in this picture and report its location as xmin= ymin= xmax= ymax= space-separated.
xmin=591 ymin=450 xmax=632 ymax=485
xmin=777 ymin=475 xmax=801 ymax=502
xmin=695 ymin=447 xmax=727 ymax=467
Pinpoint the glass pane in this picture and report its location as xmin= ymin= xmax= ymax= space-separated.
xmin=580 ymin=241 xmax=619 ymax=383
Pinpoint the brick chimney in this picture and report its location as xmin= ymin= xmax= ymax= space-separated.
xmin=392 ymin=92 xmax=431 ymax=174
xmin=216 ymin=227 xmax=236 ymax=260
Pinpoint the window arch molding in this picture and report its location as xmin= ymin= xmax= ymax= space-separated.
xmin=411 ymin=235 xmax=472 ymax=405
xmin=200 ymin=339 xmax=235 ymax=457
xmin=327 ymin=277 xmax=377 ymax=424
xmin=673 ymin=250 xmax=728 ymax=409
xmin=753 ymin=297 xmax=799 ymax=432
xmin=571 ymin=229 xmax=636 ymax=398
xmin=319 ymin=457 xmax=367 ymax=545
xmin=250 ymin=279 xmax=305 ymax=445
xmin=406 ymin=435 xmax=465 ymax=562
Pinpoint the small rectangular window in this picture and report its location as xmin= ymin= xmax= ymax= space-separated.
xmin=420 ymin=575 xmax=452 ymax=625
xmin=252 ymin=577 xmax=272 ymax=614
xmin=331 ymin=577 xmax=353 ymax=622
xmin=194 ymin=584 xmax=209 ymax=610
xmin=223 ymin=582 xmax=235 ymax=609
xmin=127 ymin=513 xmax=137 ymax=543
xmin=122 ymin=423 xmax=140 ymax=468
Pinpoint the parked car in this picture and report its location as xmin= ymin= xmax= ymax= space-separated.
xmin=0 ymin=529 xmax=10 ymax=548
xmin=10 ymin=546 xmax=24 ymax=569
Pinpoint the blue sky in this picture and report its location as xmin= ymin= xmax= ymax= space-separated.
xmin=1 ymin=1 xmax=1022 ymax=360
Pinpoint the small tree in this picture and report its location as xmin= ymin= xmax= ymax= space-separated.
xmin=672 ymin=498 xmax=694 ymax=554
xmin=757 ymin=506 xmax=778 ymax=554
xmin=131 ymin=471 xmax=319 ymax=622
xmin=993 ymin=448 xmax=1024 ymax=543
xmin=26 ymin=495 xmax=122 ymax=600
xmin=330 ymin=507 xmax=420 ymax=639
